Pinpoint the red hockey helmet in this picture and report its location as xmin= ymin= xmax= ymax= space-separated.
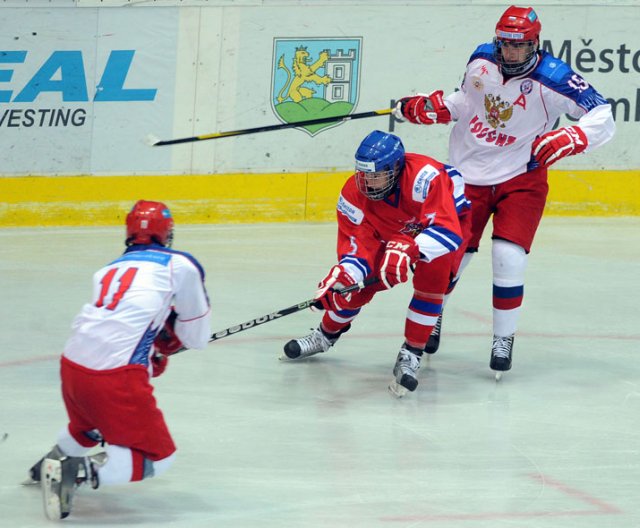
xmin=125 ymin=200 xmax=174 ymax=247
xmin=494 ymin=6 xmax=541 ymax=75
xmin=495 ymin=6 xmax=541 ymax=41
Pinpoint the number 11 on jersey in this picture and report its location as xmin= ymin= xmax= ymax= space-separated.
xmin=95 ymin=267 xmax=139 ymax=310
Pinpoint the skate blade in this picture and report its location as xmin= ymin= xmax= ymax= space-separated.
xmin=494 ymin=371 xmax=503 ymax=382
xmin=278 ymin=352 xmax=300 ymax=361
xmin=388 ymin=380 xmax=408 ymax=398
xmin=42 ymin=458 xmax=63 ymax=520
xmin=21 ymin=477 xmax=40 ymax=486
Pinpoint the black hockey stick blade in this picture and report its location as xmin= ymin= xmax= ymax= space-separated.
xmin=148 ymin=109 xmax=392 ymax=147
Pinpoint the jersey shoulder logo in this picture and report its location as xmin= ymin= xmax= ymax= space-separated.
xmin=412 ymin=165 xmax=439 ymax=202
xmin=337 ymin=194 xmax=364 ymax=225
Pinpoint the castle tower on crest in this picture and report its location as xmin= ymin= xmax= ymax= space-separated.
xmin=323 ymin=48 xmax=356 ymax=103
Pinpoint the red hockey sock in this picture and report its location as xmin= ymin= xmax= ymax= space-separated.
xmin=404 ymin=293 xmax=443 ymax=348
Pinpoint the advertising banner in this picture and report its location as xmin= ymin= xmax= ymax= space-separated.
xmin=0 ymin=8 xmax=178 ymax=174
xmin=0 ymin=4 xmax=637 ymax=176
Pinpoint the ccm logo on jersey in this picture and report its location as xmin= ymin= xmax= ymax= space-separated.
xmin=386 ymin=240 xmax=413 ymax=251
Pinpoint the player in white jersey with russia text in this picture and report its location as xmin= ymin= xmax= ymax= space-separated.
xmin=393 ymin=5 xmax=615 ymax=377
xmin=27 ymin=200 xmax=211 ymax=520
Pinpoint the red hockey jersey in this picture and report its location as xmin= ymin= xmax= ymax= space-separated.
xmin=335 ymin=152 xmax=468 ymax=282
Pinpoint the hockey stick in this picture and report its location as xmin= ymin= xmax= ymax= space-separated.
xmin=147 ymin=108 xmax=392 ymax=147
xmin=207 ymin=276 xmax=378 ymax=342
xmin=171 ymin=277 xmax=378 ymax=354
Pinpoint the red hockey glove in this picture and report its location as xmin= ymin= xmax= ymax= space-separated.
xmin=151 ymin=352 xmax=168 ymax=378
xmin=379 ymin=237 xmax=421 ymax=290
xmin=393 ymin=90 xmax=452 ymax=125
xmin=153 ymin=310 xmax=184 ymax=356
xmin=313 ymin=264 xmax=358 ymax=312
xmin=532 ymin=126 xmax=588 ymax=167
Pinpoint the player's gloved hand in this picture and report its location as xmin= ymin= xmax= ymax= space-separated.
xmin=392 ymin=90 xmax=452 ymax=125
xmin=379 ymin=237 xmax=421 ymax=289
xmin=151 ymin=352 xmax=168 ymax=377
xmin=532 ymin=126 xmax=588 ymax=167
xmin=153 ymin=310 xmax=184 ymax=356
xmin=313 ymin=264 xmax=358 ymax=312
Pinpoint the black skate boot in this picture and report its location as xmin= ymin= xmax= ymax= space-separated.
xmin=281 ymin=325 xmax=346 ymax=360
xmin=490 ymin=334 xmax=514 ymax=381
xmin=424 ymin=314 xmax=442 ymax=354
xmin=389 ymin=343 xmax=423 ymax=397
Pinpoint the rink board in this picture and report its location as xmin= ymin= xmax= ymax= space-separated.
xmin=0 ymin=170 xmax=638 ymax=227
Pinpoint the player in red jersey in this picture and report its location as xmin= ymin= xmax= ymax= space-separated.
xmin=282 ymin=130 xmax=470 ymax=397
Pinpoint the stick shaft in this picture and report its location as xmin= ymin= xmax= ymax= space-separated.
xmin=151 ymin=109 xmax=392 ymax=146
xmin=206 ymin=277 xmax=378 ymax=343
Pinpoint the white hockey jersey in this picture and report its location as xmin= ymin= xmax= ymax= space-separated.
xmin=64 ymin=244 xmax=211 ymax=372
xmin=445 ymin=45 xmax=615 ymax=185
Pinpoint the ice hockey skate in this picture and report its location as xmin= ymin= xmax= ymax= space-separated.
xmin=22 ymin=456 xmax=44 ymax=486
xmin=388 ymin=344 xmax=422 ymax=398
xmin=26 ymin=450 xmax=105 ymax=486
xmin=41 ymin=446 xmax=99 ymax=520
xmin=490 ymin=334 xmax=514 ymax=381
xmin=281 ymin=327 xmax=340 ymax=360
xmin=424 ymin=314 xmax=442 ymax=354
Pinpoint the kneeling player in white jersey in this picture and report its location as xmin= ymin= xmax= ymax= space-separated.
xmin=393 ymin=5 xmax=615 ymax=378
xmin=282 ymin=130 xmax=470 ymax=397
xmin=26 ymin=200 xmax=211 ymax=520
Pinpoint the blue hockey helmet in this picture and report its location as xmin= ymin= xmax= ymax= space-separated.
xmin=354 ymin=130 xmax=405 ymax=200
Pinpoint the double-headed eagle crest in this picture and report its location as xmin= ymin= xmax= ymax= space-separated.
xmin=484 ymin=94 xmax=513 ymax=129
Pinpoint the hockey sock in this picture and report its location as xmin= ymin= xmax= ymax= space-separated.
xmin=93 ymin=445 xmax=133 ymax=485
xmin=403 ymin=342 xmax=424 ymax=356
xmin=443 ymin=251 xmax=475 ymax=306
xmin=404 ymin=292 xmax=443 ymax=348
xmin=492 ymin=239 xmax=527 ymax=336
xmin=321 ymin=307 xmax=360 ymax=336
xmin=56 ymin=426 xmax=94 ymax=456
xmin=95 ymin=446 xmax=175 ymax=485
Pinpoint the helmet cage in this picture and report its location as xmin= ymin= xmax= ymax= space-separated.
xmin=494 ymin=37 xmax=538 ymax=75
xmin=355 ymin=164 xmax=401 ymax=201
xmin=354 ymin=130 xmax=405 ymax=201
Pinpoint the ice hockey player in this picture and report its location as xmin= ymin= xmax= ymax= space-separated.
xmin=283 ymin=130 xmax=470 ymax=397
xmin=393 ymin=5 xmax=615 ymax=378
xmin=26 ymin=200 xmax=211 ymax=520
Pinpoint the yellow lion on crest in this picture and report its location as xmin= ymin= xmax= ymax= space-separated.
xmin=277 ymin=47 xmax=331 ymax=103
